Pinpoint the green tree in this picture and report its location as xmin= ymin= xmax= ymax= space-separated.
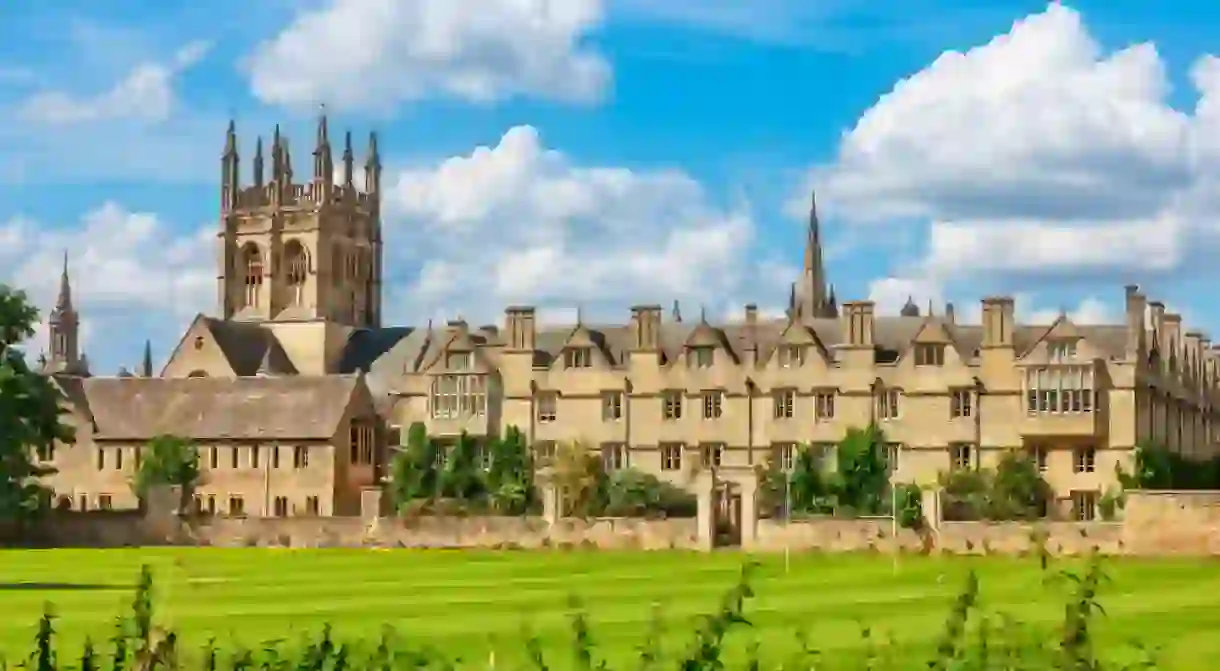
xmin=485 ymin=426 xmax=534 ymax=514
xmin=789 ymin=445 xmax=833 ymax=514
xmin=389 ymin=422 xmax=439 ymax=507
xmin=831 ymin=425 xmax=890 ymax=514
xmin=550 ymin=440 xmax=607 ymax=518
xmin=439 ymin=431 xmax=484 ymax=500
xmin=131 ymin=434 xmax=202 ymax=511
xmin=987 ymin=449 xmax=1051 ymax=520
xmin=0 ymin=285 xmax=69 ymax=524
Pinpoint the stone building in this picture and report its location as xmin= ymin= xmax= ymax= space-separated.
xmin=34 ymin=115 xmax=1220 ymax=521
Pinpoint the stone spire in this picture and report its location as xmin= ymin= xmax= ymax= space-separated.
xmin=46 ymin=252 xmax=84 ymax=376
xmin=313 ymin=105 xmax=334 ymax=188
xmin=140 ymin=339 xmax=153 ymax=377
xmin=221 ymin=120 xmax=239 ymax=211
xmin=672 ymin=299 xmax=682 ymax=323
xmin=342 ymin=130 xmax=355 ymax=187
xmin=793 ymin=189 xmax=836 ymax=319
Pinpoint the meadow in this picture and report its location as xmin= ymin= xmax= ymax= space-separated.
xmin=0 ymin=548 xmax=1218 ymax=669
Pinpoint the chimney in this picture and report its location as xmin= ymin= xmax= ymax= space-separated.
xmin=1125 ymin=285 xmax=1146 ymax=361
xmin=1162 ymin=312 xmax=1181 ymax=352
xmin=981 ymin=296 xmax=1015 ymax=348
xmin=630 ymin=304 xmax=662 ymax=351
xmin=841 ymin=301 xmax=875 ymax=347
xmin=1186 ymin=331 xmax=1203 ymax=377
xmin=744 ymin=303 xmax=758 ymax=326
xmin=1148 ymin=301 xmax=1166 ymax=344
xmin=503 ymin=306 xmax=536 ymax=351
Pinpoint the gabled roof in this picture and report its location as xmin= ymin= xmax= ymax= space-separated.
xmin=79 ymin=375 xmax=364 ymax=441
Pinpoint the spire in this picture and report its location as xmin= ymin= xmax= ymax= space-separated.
xmin=271 ymin=124 xmax=283 ymax=182
xmin=792 ymin=188 xmax=834 ymax=319
xmin=787 ymin=281 xmax=797 ymax=318
xmin=672 ymin=299 xmax=682 ymax=323
xmin=313 ymin=105 xmax=333 ymax=184
xmin=140 ymin=339 xmax=153 ymax=377
xmin=222 ymin=119 xmax=237 ymax=158
xmin=47 ymin=251 xmax=81 ymax=375
xmin=283 ymin=137 xmax=294 ymax=184
xmin=827 ymin=284 xmax=838 ymax=316
xmin=365 ymin=131 xmax=382 ymax=195
xmin=54 ymin=251 xmax=73 ymax=313
xmin=253 ymin=136 xmax=265 ymax=188
xmin=221 ymin=120 xmax=239 ymax=211
xmin=342 ymin=130 xmax=354 ymax=187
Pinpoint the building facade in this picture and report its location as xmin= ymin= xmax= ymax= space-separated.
xmin=34 ymin=115 xmax=1220 ymax=520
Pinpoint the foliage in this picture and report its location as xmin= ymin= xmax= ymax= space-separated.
xmin=0 ymin=284 xmax=70 ymax=525
xmin=131 ymin=435 xmax=203 ymax=511
xmin=939 ymin=450 xmax=1051 ymax=522
xmin=756 ymin=445 xmax=834 ymax=518
xmin=893 ymin=482 xmax=924 ymax=530
xmin=1117 ymin=441 xmax=1220 ymax=491
xmin=601 ymin=469 xmax=697 ymax=518
xmin=7 ymin=554 xmax=1160 ymax=670
xmin=438 ymin=432 xmax=485 ymax=500
xmin=389 ymin=423 xmax=440 ymax=504
xmin=831 ymin=424 xmax=891 ymax=515
xmin=549 ymin=440 xmax=608 ymax=518
xmin=388 ymin=425 xmax=538 ymax=515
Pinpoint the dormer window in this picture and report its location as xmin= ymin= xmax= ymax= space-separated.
xmin=564 ymin=347 xmax=593 ymax=369
xmin=688 ymin=346 xmax=714 ymax=369
xmin=446 ymin=351 xmax=472 ymax=371
xmin=914 ymin=344 xmax=944 ymax=366
xmin=1048 ymin=339 xmax=1077 ymax=362
xmin=777 ymin=345 xmax=806 ymax=368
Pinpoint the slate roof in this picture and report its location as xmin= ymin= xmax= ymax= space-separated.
xmin=74 ymin=375 xmax=362 ymax=440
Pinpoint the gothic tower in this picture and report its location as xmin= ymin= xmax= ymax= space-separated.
xmin=789 ymin=190 xmax=837 ymax=320
xmin=217 ymin=112 xmax=383 ymax=328
xmin=45 ymin=253 xmax=88 ymax=376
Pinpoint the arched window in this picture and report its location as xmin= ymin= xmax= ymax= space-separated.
xmin=241 ymin=243 xmax=263 ymax=308
xmin=284 ymin=240 xmax=309 ymax=306
xmin=187 ymin=370 xmax=208 ymax=378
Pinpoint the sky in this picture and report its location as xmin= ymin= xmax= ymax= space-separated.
xmin=1 ymin=0 xmax=1218 ymax=374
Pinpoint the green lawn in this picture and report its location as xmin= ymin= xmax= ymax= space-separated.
xmin=0 ymin=549 xmax=1216 ymax=669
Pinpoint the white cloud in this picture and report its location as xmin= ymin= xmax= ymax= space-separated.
xmin=16 ymin=41 xmax=210 ymax=125
xmin=0 ymin=203 xmax=213 ymax=371
xmin=383 ymin=125 xmax=766 ymax=325
xmin=807 ymin=3 xmax=1220 ymax=289
xmin=247 ymin=0 xmax=610 ymax=111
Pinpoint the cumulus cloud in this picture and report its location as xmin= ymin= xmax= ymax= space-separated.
xmin=0 ymin=203 xmax=213 ymax=371
xmin=16 ymin=41 xmax=210 ymax=125
xmin=382 ymin=125 xmax=767 ymax=325
xmin=806 ymin=3 xmax=1220 ymax=294
xmin=247 ymin=0 xmax=610 ymax=111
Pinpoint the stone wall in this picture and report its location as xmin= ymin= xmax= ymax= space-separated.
xmin=1120 ymin=490 xmax=1220 ymax=555
xmin=753 ymin=517 xmax=1121 ymax=555
xmin=32 ymin=511 xmax=701 ymax=551
xmin=21 ymin=486 xmax=1220 ymax=557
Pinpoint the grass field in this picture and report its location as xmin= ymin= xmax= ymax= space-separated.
xmin=0 ymin=549 xmax=1218 ymax=669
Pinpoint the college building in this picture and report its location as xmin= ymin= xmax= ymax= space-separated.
xmin=32 ymin=115 xmax=1220 ymax=520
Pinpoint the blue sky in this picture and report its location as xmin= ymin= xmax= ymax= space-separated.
xmin=1 ymin=0 xmax=1217 ymax=374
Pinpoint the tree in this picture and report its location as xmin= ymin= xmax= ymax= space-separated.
xmin=831 ymin=425 xmax=890 ymax=514
xmin=0 ymin=285 xmax=70 ymax=524
xmin=389 ymin=423 xmax=439 ymax=507
xmin=439 ymin=431 xmax=484 ymax=500
xmin=549 ymin=440 xmax=607 ymax=517
xmin=131 ymin=434 xmax=202 ymax=511
xmin=485 ymin=427 xmax=534 ymax=514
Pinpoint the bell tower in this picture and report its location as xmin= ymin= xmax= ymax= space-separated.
xmin=217 ymin=113 xmax=383 ymax=329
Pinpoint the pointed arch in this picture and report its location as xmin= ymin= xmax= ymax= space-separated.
xmin=284 ymin=239 xmax=310 ymax=306
xmin=240 ymin=243 xmax=263 ymax=308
